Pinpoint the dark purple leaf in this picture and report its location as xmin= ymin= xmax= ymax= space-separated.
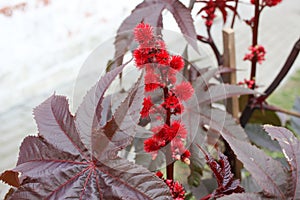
xmin=198 ymin=84 xmax=258 ymax=105
xmin=192 ymin=68 xmax=257 ymax=105
xmin=163 ymin=0 xmax=198 ymax=52
xmin=186 ymin=68 xmax=217 ymax=112
xmin=9 ymin=136 xmax=170 ymax=199
xmin=197 ymin=145 xmax=244 ymax=199
xmin=240 ymin=174 xmax=261 ymax=193
xmin=94 ymin=75 xmax=144 ymax=161
xmin=218 ymin=153 xmax=234 ymax=188
xmin=98 ymin=94 xmax=113 ymax=126
xmin=264 ymin=125 xmax=300 ymax=199
xmin=224 ymin=135 xmax=287 ymax=198
xmin=193 ymin=68 xmax=217 ymax=95
xmin=1 ymin=67 xmax=172 ymax=199
xmin=34 ymin=95 xmax=90 ymax=159
xmin=218 ymin=193 xmax=265 ymax=200
xmin=75 ymin=62 xmax=128 ymax=156
xmin=200 ymin=106 xmax=249 ymax=141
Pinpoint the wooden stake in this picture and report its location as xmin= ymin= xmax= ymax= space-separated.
xmin=222 ymin=28 xmax=239 ymax=117
xmin=222 ymin=28 xmax=243 ymax=179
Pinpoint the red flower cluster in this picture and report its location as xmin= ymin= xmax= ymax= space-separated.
xmin=238 ymin=79 xmax=256 ymax=89
xmin=251 ymin=0 xmax=282 ymax=7
xmin=198 ymin=0 xmax=237 ymax=27
xmin=243 ymin=45 xmax=266 ymax=64
xmin=155 ymin=171 xmax=185 ymax=200
xmin=133 ymin=23 xmax=193 ymax=164
xmin=264 ymin=0 xmax=282 ymax=6
xmin=200 ymin=0 xmax=216 ymax=28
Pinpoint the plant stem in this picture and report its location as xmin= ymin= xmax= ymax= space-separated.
xmin=249 ymin=0 xmax=260 ymax=88
xmin=197 ymin=31 xmax=223 ymax=66
xmin=240 ymin=0 xmax=262 ymax=126
xmin=230 ymin=0 xmax=239 ymax=28
xmin=163 ymin=87 xmax=174 ymax=180
xmin=207 ymin=29 xmax=223 ymax=66
xmin=261 ymin=104 xmax=300 ymax=118
xmin=262 ymin=37 xmax=300 ymax=98
xmin=166 ymin=143 xmax=174 ymax=180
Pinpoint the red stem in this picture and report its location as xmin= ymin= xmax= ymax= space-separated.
xmin=249 ymin=0 xmax=260 ymax=89
xmin=230 ymin=0 xmax=239 ymax=28
xmin=163 ymin=87 xmax=174 ymax=180
xmin=260 ymin=103 xmax=300 ymax=118
xmin=262 ymin=37 xmax=300 ymax=98
xmin=197 ymin=32 xmax=223 ymax=66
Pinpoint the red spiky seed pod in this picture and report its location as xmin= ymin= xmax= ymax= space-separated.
xmin=170 ymin=121 xmax=187 ymax=139
xmin=163 ymin=95 xmax=180 ymax=109
xmin=133 ymin=48 xmax=149 ymax=68
xmin=144 ymin=136 xmax=165 ymax=152
xmin=140 ymin=96 xmax=154 ymax=118
xmin=172 ymin=82 xmax=194 ymax=101
xmin=134 ymin=23 xmax=154 ymax=47
xmin=170 ymin=55 xmax=184 ymax=71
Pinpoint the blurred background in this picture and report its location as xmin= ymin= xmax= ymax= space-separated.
xmin=0 ymin=0 xmax=299 ymax=198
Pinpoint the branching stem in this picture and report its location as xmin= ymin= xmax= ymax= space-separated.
xmin=240 ymin=37 xmax=300 ymax=127
xmin=197 ymin=29 xmax=223 ymax=66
